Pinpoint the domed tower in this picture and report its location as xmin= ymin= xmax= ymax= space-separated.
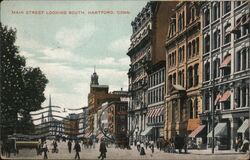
xmin=90 ymin=66 xmax=99 ymax=85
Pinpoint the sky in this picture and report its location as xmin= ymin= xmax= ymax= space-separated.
xmin=1 ymin=0 xmax=147 ymax=109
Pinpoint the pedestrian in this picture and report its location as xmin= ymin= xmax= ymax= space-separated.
xmin=240 ymin=137 xmax=249 ymax=152
xmin=73 ymin=141 xmax=81 ymax=160
xmin=42 ymin=141 xmax=48 ymax=159
xmin=140 ymin=143 xmax=146 ymax=156
xmin=68 ymin=140 xmax=72 ymax=153
xmin=136 ymin=141 xmax=140 ymax=152
xmin=235 ymin=136 xmax=242 ymax=152
xmin=150 ymin=142 xmax=154 ymax=154
xmin=52 ymin=140 xmax=58 ymax=153
xmin=98 ymin=138 xmax=107 ymax=160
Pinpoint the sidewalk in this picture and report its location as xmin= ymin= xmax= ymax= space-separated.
xmin=188 ymin=148 xmax=246 ymax=155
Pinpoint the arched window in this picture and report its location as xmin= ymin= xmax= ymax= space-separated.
xmin=205 ymin=62 xmax=210 ymax=81
xmin=204 ymin=8 xmax=210 ymax=26
xmin=188 ymin=66 xmax=193 ymax=88
xmin=188 ymin=100 xmax=193 ymax=119
xmin=194 ymin=98 xmax=198 ymax=118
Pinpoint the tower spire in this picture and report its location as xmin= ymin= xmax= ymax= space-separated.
xmin=94 ymin=65 xmax=96 ymax=73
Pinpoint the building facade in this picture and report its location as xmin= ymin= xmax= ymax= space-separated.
xmin=165 ymin=2 xmax=203 ymax=140
xmin=200 ymin=1 xmax=250 ymax=149
xmin=108 ymin=101 xmax=128 ymax=147
xmin=88 ymin=70 xmax=128 ymax=136
xmin=143 ymin=61 xmax=165 ymax=142
xmin=127 ymin=1 xmax=177 ymax=143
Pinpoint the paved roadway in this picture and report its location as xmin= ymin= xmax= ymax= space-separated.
xmin=1 ymin=140 xmax=249 ymax=159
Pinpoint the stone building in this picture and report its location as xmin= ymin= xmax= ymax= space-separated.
xmin=200 ymin=1 xmax=250 ymax=149
xmin=127 ymin=1 xmax=177 ymax=142
xmin=165 ymin=2 xmax=203 ymax=140
xmin=143 ymin=61 xmax=165 ymax=142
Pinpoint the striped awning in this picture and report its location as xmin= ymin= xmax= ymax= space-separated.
xmin=146 ymin=109 xmax=153 ymax=117
xmin=152 ymin=108 xmax=161 ymax=117
xmin=97 ymin=133 xmax=104 ymax=139
xmin=219 ymin=90 xmax=231 ymax=102
xmin=237 ymin=119 xmax=249 ymax=133
xmin=220 ymin=55 xmax=231 ymax=68
xmin=149 ymin=109 xmax=156 ymax=117
xmin=189 ymin=125 xmax=206 ymax=138
xmin=214 ymin=93 xmax=221 ymax=105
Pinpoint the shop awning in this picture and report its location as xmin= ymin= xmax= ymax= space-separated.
xmin=237 ymin=119 xmax=249 ymax=133
xmin=187 ymin=119 xmax=201 ymax=131
xmin=97 ymin=133 xmax=104 ymax=139
xmin=152 ymin=108 xmax=161 ymax=117
xmin=146 ymin=109 xmax=153 ymax=117
xmin=214 ymin=93 xmax=221 ymax=105
xmin=149 ymin=109 xmax=157 ymax=117
xmin=189 ymin=125 xmax=206 ymax=138
xmin=207 ymin=123 xmax=227 ymax=137
xmin=219 ymin=90 xmax=231 ymax=102
xmin=172 ymin=84 xmax=185 ymax=91
xmin=158 ymin=108 xmax=164 ymax=116
xmin=220 ymin=55 xmax=231 ymax=68
xmin=141 ymin=126 xmax=153 ymax=136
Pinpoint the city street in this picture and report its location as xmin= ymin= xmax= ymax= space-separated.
xmin=1 ymin=140 xmax=249 ymax=160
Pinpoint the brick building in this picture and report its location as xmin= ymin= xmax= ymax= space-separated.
xmin=165 ymin=2 xmax=203 ymax=140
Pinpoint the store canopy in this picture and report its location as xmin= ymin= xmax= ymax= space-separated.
xmin=97 ymin=133 xmax=104 ymax=139
xmin=152 ymin=108 xmax=161 ymax=117
xmin=237 ymin=119 xmax=249 ymax=133
xmin=189 ymin=125 xmax=206 ymax=138
xmin=220 ymin=55 xmax=231 ymax=68
xmin=207 ymin=123 xmax=227 ymax=137
xmin=141 ymin=126 xmax=153 ymax=136
xmin=214 ymin=93 xmax=221 ymax=105
xmin=219 ymin=90 xmax=231 ymax=102
xmin=187 ymin=119 xmax=200 ymax=131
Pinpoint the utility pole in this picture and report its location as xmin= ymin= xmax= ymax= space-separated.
xmin=211 ymin=58 xmax=215 ymax=154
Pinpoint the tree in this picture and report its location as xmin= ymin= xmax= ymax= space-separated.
xmin=0 ymin=23 xmax=48 ymax=137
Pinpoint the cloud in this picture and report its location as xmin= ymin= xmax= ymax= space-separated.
xmin=108 ymin=36 xmax=130 ymax=53
xmin=40 ymin=47 xmax=74 ymax=60
xmin=55 ymin=24 xmax=97 ymax=49
xmin=98 ymin=57 xmax=130 ymax=66
xmin=19 ymin=50 xmax=34 ymax=58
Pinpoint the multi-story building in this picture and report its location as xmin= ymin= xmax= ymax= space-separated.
xmin=200 ymin=1 xmax=250 ymax=149
xmin=108 ymin=101 xmax=128 ymax=147
xmin=165 ymin=2 xmax=203 ymax=140
xmin=88 ymin=70 xmax=128 ymax=136
xmin=143 ymin=61 xmax=165 ymax=142
xmin=127 ymin=1 xmax=177 ymax=143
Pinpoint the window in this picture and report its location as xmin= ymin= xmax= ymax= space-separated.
xmin=235 ymin=18 xmax=242 ymax=39
xmin=188 ymin=67 xmax=193 ymax=88
xmin=204 ymin=34 xmax=210 ymax=53
xmin=178 ymin=71 xmax=181 ymax=85
xmin=173 ymin=73 xmax=176 ymax=85
xmin=224 ymin=1 xmax=231 ymax=14
xmin=242 ymin=14 xmax=250 ymax=36
xmin=213 ymin=2 xmax=220 ymax=21
xmin=205 ymin=92 xmax=210 ymax=110
xmin=188 ymin=100 xmax=193 ymax=119
xmin=194 ymin=99 xmax=198 ymax=118
xmin=235 ymin=87 xmax=240 ymax=108
xmin=196 ymin=37 xmax=199 ymax=55
xmin=224 ymin=23 xmax=231 ymax=44
xmin=194 ymin=64 xmax=199 ymax=86
xmin=213 ymin=29 xmax=220 ymax=49
xmin=191 ymin=7 xmax=196 ymax=22
xmin=204 ymin=8 xmax=210 ymax=27
xmin=213 ymin=58 xmax=220 ymax=78
xmin=192 ymin=40 xmax=196 ymax=57
xmin=188 ymin=42 xmax=192 ymax=58
xmin=235 ymin=1 xmax=241 ymax=8
xmin=242 ymin=86 xmax=246 ymax=107
xmin=205 ymin=62 xmax=210 ymax=81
